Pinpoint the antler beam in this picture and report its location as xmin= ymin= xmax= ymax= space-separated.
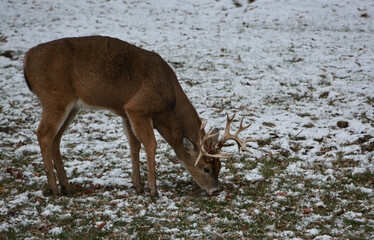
xmin=195 ymin=120 xmax=231 ymax=166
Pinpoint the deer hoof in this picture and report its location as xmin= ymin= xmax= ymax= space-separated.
xmin=132 ymin=185 xmax=144 ymax=194
xmin=48 ymin=187 xmax=60 ymax=196
xmin=150 ymin=189 xmax=159 ymax=197
xmin=61 ymin=184 xmax=72 ymax=195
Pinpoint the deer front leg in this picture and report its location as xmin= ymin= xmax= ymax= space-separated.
xmin=126 ymin=112 xmax=158 ymax=197
xmin=122 ymin=118 xmax=144 ymax=194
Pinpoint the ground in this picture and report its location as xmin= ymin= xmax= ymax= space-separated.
xmin=0 ymin=0 xmax=373 ymax=239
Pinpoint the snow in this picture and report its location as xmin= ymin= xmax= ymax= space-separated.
xmin=138 ymin=209 xmax=146 ymax=217
xmin=0 ymin=0 xmax=373 ymax=238
xmin=8 ymin=191 xmax=29 ymax=206
xmin=49 ymin=227 xmax=63 ymax=235
xmin=306 ymin=228 xmax=320 ymax=235
xmin=41 ymin=204 xmax=63 ymax=217
xmin=244 ymin=167 xmax=264 ymax=182
xmin=315 ymin=235 xmax=332 ymax=240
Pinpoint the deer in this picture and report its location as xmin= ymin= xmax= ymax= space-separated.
xmin=23 ymin=36 xmax=255 ymax=197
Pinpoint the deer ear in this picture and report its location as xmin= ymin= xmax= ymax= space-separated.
xmin=206 ymin=128 xmax=220 ymax=148
xmin=183 ymin=138 xmax=198 ymax=156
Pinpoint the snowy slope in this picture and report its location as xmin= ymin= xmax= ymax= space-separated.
xmin=0 ymin=0 xmax=373 ymax=238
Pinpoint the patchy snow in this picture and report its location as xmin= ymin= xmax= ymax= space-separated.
xmin=49 ymin=227 xmax=63 ymax=236
xmin=244 ymin=166 xmax=264 ymax=182
xmin=315 ymin=235 xmax=333 ymax=240
xmin=0 ymin=0 xmax=373 ymax=238
xmin=41 ymin=204 xmax=63 ymax=217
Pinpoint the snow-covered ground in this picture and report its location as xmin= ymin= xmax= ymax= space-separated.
xmin=1 ymin=0 xmax=373 ymax=238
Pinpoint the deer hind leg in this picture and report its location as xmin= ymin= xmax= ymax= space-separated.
xmin=122 ymin=118 xmax=143 ymax=194
xmin=51 ymin=107 xmax=79 ymax=194
xmin=37 ymin=102 xmax=75 ymax=195
xmin=126 ymin=111 xmax=158 ymax=196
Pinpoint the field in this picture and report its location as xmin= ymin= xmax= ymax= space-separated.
xmin=0 ymin=0 xmax=373 ymax=239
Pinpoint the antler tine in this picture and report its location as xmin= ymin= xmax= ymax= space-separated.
xmin=218 ymin=115 xmax=255 ymax=154
xmin=238 ymin=117 xmax=258 ymax=145
xmin=227 ymin=113 xmax=235 ymax=122
xmin=239 ymin=117 xmax=251 ymax=133
xmin=199 ymin=120 xmax=207 ymax=136
xmin=202 ymin=126 xmax=216 ymax=142
xmin=194 ymin=151 xmax=203 ymax=166
xmin=224 ymin=113 xmax=235 ymax=135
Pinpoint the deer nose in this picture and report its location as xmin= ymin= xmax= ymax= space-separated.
xmin=211 ymin=189 xmax=221 ymax=196
xmin=207 ymin=187 xmax=221 ymax=196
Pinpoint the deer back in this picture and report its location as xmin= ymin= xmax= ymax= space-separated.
xmin=24 ymin=36 xmax=176 ymax=114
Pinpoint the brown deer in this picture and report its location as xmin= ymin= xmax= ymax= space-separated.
xmin=23 ymin=36 xmax=254 ymax=196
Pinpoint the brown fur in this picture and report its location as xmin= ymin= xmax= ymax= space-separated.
xmin=24 ymin=36 xmax=221 ymax=196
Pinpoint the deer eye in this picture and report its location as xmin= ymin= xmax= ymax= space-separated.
xmin=204 ymin=167 xmax=211 ymax=173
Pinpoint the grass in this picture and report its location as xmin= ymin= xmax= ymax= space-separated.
xmin=1 ymin=130 xmax=373 ymax=239
xmin=1 ymin=92 xmax=373 ymax=240
xmin=0 ymin=151 xmax=374 ymax=239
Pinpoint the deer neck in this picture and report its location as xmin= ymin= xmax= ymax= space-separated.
xmin=154 ymin=86 xmax=201 ymax=163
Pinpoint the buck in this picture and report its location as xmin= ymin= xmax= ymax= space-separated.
xmin=24 ymin=36 xmax=254 ymax=196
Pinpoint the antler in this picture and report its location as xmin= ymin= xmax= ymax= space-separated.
xmin=194 ymin=120 xmax=231 ymax=166
xmin=217 ymin=114 xmax=257 ymax=153
xmin=194 ymin=115 xmax=256 ymax=166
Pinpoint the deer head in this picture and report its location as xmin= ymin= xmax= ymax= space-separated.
xmin=182 ymin=114 xmax=256 ymax=196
